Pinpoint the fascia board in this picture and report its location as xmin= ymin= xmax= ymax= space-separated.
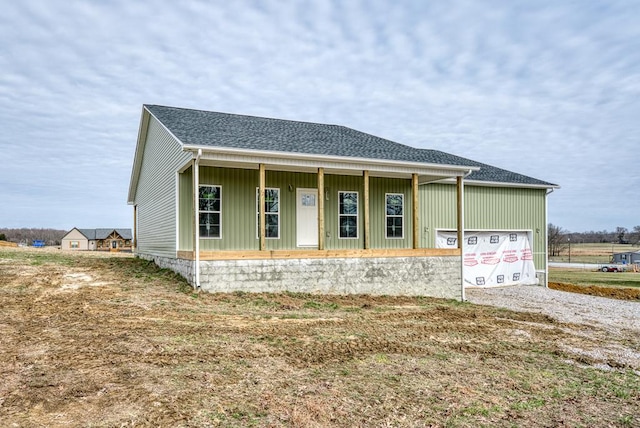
xmin=432 ymin=177 xmax=560 ymax=190
xmin=182 ymin=144 xmax=479 ymax=177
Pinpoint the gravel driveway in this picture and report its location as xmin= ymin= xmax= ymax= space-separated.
xmin=465 ymin=285 xmax=639 ymax=334
xmin=465 ymin=285 xmax=640 ymax=371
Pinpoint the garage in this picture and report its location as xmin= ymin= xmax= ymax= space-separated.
xmin=437 ymin=230 xmax=538 ymax=287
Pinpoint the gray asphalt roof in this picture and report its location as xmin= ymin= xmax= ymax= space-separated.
xmin=422 ymin=150 xmax=555 ymax=186
xmin=145 ymin=104 xmax=556 ymax=187
xmin=77 ymin=228 xmax=132 ymax=240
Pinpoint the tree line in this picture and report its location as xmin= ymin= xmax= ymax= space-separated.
xmin=0 ymin=228 xmax=68 ymax=246
xmin=548 ymin=224 xmax=640 ymax=257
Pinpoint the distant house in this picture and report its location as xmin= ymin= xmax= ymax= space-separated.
xmin=611 ymin=251 xmax=640 ymax=265
xmin=127 ymin=105 xmax=558 ymax=300
xmin=61 ymin=228 xmax=132 ymax=252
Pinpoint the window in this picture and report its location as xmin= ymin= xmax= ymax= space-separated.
xmin=70 ymin=241 xmax=79 ymax=249
xmin=199 ymin=185 xmax=221 ymax=238
xmin=256 ymin=188 xmax=280 ymax=239
xmin=385 ymin=193 xmax=404 ymax=238
xmin=338 ymin=191 xmax=358 ymax=238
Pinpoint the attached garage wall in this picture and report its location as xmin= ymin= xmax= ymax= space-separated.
xmin=420 ymin=183 xmax=547 ymax=270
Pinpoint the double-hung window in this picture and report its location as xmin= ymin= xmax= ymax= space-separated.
xmin=386 ymin=193 xmax=404 ymax=238
xmin=256 ymin=188 xmax=280 ymax=239
xmin=338 ymin=191 xmax=358 ymax=238
xmin=199 ymin=185 xmax=221 ymax=238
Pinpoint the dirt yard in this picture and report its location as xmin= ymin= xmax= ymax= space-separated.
xmin=550 ymin=281 xmax=640 ymax=301
xmin=1 ymin=248 xmax=638 ymax=427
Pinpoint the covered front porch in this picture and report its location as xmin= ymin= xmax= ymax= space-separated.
xmin=138 ymin=147 xmax=475 ymax=299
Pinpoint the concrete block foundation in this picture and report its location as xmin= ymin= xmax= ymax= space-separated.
xmin=137 ymin=253 xmax=463 ymax=300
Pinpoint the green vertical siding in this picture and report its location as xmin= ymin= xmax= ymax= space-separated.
xmin=192 ymin=167 xmax=319 ymax=250
xmin=369 ymin=177 xmax=412 ymax=249
xmin=324 ymin=175 xmax=364 ymax=249
xmin=179 ymin=167 xmax=420 ymax=251
xmin=420 ymin=183 xmax=547 ymax=269
xmin=419 ymin=183 xmax=457 ymax=249
xmin=197 ymin=167 xmax=259 ymax=250
xmin=179 ymin=166 xmax=547 ymax=265
xmin=178 ymin=166 xmax=193 ymax=251
xmin=265 ymin=171 xmax=317 ymax=250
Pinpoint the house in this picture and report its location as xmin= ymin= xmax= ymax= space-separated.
xmin=127 ymin=105 xmax=557 ymax=300
xmin=61 ymin=228 xmax=133 ymax=252
xmin=611 ymin=251 xmax=640 ymax=265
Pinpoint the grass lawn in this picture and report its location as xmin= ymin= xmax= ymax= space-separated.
xmin=0 ymin=248 xmax=638 ymax=427
xmin=549 ymin=268 xmax=640 ymax=289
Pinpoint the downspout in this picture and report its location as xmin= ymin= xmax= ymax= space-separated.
xmin=194 ymin=149 xmax=202 ymax=289
xmin=544 ymin=188 xmax=554 ymax=288
xmin=460 ymin=169 xmax=473 ymax=301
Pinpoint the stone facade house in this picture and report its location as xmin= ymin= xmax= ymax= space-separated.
xmin=61 ymin=228 xmax=133 ymax=252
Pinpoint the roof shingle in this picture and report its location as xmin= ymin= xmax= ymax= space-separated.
xmin=145 ymin=104 xmax=556 ymax=187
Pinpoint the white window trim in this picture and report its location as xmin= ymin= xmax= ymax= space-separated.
xmin=255 ymin=187 xmax=281 ymax=239
xmin=199 ymin=184 xmax=222 ymax=239
xmin=385 ymin=193 xmax=404 ymax=239
xmin=338 ymin=190 xmax=359 ymax=239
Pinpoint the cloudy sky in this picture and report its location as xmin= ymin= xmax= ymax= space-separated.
xmin=1 ymin=0 xmax=638 ymax=233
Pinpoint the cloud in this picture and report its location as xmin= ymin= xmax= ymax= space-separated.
xmin=0 ymin=0 xmax=638 ymax=231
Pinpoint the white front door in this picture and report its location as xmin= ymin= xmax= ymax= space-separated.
xmin=296 ymin=188 xmax=318 ymax=247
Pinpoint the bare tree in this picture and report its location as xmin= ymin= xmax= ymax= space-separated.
xmin=548 ymin=223 xmax=569 ymax=258
xmin=615 ymin=226 xmax=629 ymax=244
xmin=0 ymin=228 xmax=67 ymax=246
xmin=632 ymin=225 xmax=640 ymax=246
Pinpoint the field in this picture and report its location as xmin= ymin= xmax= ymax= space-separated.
xmin=548 ymin=242 xmax=640 ymax=301
xmin=551 ymin=243 xmax=638 ymax=264
xmin=1 ymin=248 xmax=639 ymax=427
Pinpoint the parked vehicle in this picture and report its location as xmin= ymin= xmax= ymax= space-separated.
xmin=600 ymin=265 xmax=625 ymax=272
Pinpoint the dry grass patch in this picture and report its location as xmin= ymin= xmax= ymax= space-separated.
xmin=0 ymin=248 xmax=638 ymax=427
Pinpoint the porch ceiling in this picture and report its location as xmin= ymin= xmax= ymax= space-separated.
xmin=193 ymin=149 xmax=476 ymax=183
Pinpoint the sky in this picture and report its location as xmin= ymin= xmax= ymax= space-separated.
xmin=0 ymin=0 xmax=638 ymax=233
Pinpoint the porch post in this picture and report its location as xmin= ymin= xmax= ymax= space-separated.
xmin=194 ymin=155 xmax=201 ymax=288
xmin=259 ymin=164 xmax=266 ymax=251
xmin=363 ymin=171 xmax=370 ymax=249
xmin=412 ymin=173 xmax=419 ymax=249
xmin=318 ymin=167 xmax=325 ymax=250
xmin=456 ymin=176 xmax=463 ymax=249
xmin=457 ymin=175 xmax=465 ymax=300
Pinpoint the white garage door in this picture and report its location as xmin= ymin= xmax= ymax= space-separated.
xmin=437 ymin=230 xmax=538 ymax=287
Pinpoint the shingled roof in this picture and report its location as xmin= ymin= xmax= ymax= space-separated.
xmin=145 ymin=104 xmax=556 ymax=188
xmin=420 ymin=150 xmax=556 ymax=186
xmin=77 ymin=228 xmax=132 ymax=240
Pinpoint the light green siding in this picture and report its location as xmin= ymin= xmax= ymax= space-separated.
xmin=178 ymin=168 xmax=547 ymax=265
xmin=134 ymin=116 xmax=192 ymax=257
xmin=178 ymin=166 xmax=193 ymax=251
xmin=197 ymin=167 xmax=259 ymax=250
xmin=420 ymin=183 xmax=547 ymax=269
xmin=263 ymin=170 xmax=317 ymax=250
xmin=325 ymin=175 xmax=364 ymax=249
xmin=179 ymin=167 xmax=420 ymax=251
xmin=191 ymin=167 xmax=318 ymax=251
xmin=369 ymin=177 xmax=412 ymax=249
